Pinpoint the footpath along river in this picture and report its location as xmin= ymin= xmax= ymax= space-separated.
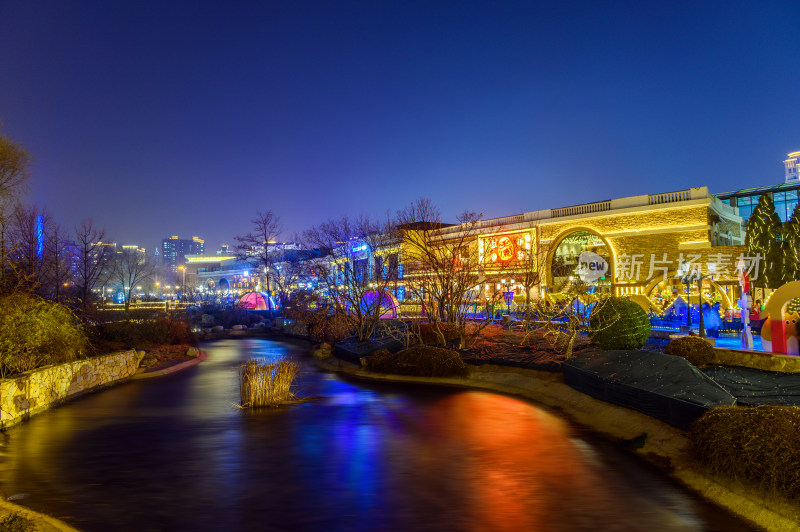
xmin=0 ymin=338 xmax=757 ymax=531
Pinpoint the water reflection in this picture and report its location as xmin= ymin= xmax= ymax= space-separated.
xmin=0 ymin=339 xmax=755 ymax=531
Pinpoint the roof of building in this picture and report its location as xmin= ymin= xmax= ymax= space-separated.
xmin=715 ymin=181 xmax=800 ymax=198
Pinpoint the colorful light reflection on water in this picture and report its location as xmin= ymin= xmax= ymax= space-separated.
xmin=0 ymin=338 xmax=757 ymax=531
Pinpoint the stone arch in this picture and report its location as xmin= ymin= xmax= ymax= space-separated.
xmin=545 ymin=227 xmax=614 ymax=291
xmin=218 ymin=278 xmax=230 ymax=291
xmin=764 ymin=281 xmax=800 ymax=354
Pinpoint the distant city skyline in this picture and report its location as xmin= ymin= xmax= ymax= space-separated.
xmin=1 ymin=1 xmax=799 ymax=253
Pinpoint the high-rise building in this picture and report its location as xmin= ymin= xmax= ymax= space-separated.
xmin=120 ymin=245 xmax=147 ymax=264
xmin=161 ymin=236 xmax=204 ymax=272
xmin=93 ymin=241 xmax=118 ymax=265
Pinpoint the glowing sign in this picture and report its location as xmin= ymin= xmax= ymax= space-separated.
xmin=497 ymin=236 xmax=514 ymax=262
xmin=487 ymin=232 xmax=530 ymax=263
xmin=351 ymin=243 xmax=367 ymax=253
xmin=576 ymin=251 xmax=608 ymax=282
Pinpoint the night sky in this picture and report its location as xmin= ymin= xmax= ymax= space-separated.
xmin=1 ymin=1 xmax=799 ymax=253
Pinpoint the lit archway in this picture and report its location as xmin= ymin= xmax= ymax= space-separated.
xmin=643 ymin=273 xmax=734 ymax=312
xmin=547 ymin=228 xmax=613 ymax=294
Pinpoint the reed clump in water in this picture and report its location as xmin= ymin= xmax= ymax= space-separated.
xmin=238 ymin=359 xmax=300 ymax=407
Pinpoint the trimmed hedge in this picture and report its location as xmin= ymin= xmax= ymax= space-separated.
xmin=665 ymin=336 xmax=715 ymax=369
xmin=690 ymin=405 xmax=800 ymax=502
xmin=589 ymin=297 xmax=650 ymax=350
xmin=363 ymin=346 xmax=470 ymax=378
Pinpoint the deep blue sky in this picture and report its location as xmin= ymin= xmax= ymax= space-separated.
xmin=1 ymin=1 xmax=799 ymax=253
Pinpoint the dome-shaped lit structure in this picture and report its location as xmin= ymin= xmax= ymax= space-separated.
xmin=237 ymin=291 xmax=278 ymax=311
xmin=360 ymin=289 xmax=399 ymax=319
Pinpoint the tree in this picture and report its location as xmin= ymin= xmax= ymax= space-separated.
xmin=302 ymin=214 xmax=398 ymax=342
xmin=0 ymin=131 xmax=30 ymax=292
xmin=745 ymin=194 xmax=783 ymax=289
xmin=108 ymin=247 xmax=153 ymax=311
xmin=8 ymin=205 xmax=51 ymax=295
xmin=539 ymin=281 xmax=613 ymax=359
xmin=783 ymin=203 xmax=800 ymax=284
xmin=499 ymin=220 xmax=549 ymax=345
xmin=234 ymin=211 xmax=282 ymax=310
xmin=44 ymin=223 xmax=76 ymax=304
xmin=271 ymin=244 xmax=314 ymax=310
xmin=74 ymin=219 xmax=112 ymax=315
xmin=0 ymin=130 xmax=30 ymax=203
xmin=395 ymin=198 xmax=502 ymax=349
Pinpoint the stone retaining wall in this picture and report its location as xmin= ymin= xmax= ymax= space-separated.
xmin=712 ymin=347 xmax=800 ymax=373
xmin=0 ymin=350 xmax=144 ymax=429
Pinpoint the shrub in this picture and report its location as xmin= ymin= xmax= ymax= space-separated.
xmin=415 ymin=322 xmax=460 ymax=346
xmin=690 ymin=405 xmax=800 ymax=502
xmin=363 ymin=346 xmax=470 ymax=378
xmin=93 ymin=317 xmax=196 ymax=349
xmin=589 ymin=297 xmax=650 ymax=350
xmin=665 ymin=336 xmax=715 ymax=369
xmin=305 ymin=312 xmax=353 ymax=344
xmin=0 ymin=293 xmax=88 ymax=378
xmin=239 ymin=359 xmax=299 ymax=407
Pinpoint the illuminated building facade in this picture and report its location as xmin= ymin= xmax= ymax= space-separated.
xmin=120 ymin=245 xmax=146 ymax=263
xmin=715 ymin=151 xmax=800 ymax=223
xmin=161 ymin=235 xmax=204 ymax=272
xmin=401 ymin=186 xmax=749 ymax=314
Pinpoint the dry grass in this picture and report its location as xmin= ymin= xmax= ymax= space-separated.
xmin=238 ymin=359 xmax=300 ymax=408
xmin=689 ymin=405 xmax=800 ymax=503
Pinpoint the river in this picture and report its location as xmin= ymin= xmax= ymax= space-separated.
xmin=0 ymin=338 xmax=756 ymax=531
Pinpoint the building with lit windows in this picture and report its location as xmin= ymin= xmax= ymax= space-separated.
xmin=715 ymin=151 xmax=800 ymax=224
xmin=385 ymin=186 xmax=749 ymax=317
xmin=119 ymin=245 xmax=146 ymax=263
xmin=161 ymin=236 xmax=204 ymax=272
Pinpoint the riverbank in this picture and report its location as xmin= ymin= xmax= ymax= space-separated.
xmin=0 ymin=495 xmax=80 ymax=531
xmin=311 ymin=349 xmax=800 ymax=532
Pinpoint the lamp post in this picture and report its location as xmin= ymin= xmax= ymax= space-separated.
xmin=693 ymin=267 xmax=716 ymax=339
xmin=676 ymin=261 xmax=693 ymax=329
xmin=502 ymin=278 xmax=515 ymax=324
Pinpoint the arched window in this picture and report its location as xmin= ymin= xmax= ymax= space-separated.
xmin=550 ymin=230 xmax=612 ymax=293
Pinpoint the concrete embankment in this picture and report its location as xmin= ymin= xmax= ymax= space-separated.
xmin=312 ymin=352 xmax=800 ymax=532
